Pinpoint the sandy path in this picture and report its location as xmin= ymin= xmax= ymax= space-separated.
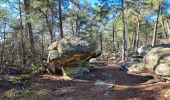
xmin=30 ymin=62 xmax=170 ymax=100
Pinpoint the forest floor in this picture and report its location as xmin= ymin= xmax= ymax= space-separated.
xmin=1 ymin=61 xmax=170 ymax=100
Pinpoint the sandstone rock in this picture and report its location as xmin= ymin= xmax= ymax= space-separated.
xmin=120 ymin=61 xmax=145 ymax=73
xmin=127 ymin=62 xmax=145 ymax=73
xmin=165 ymin=89 xmax=170 ymax=100
xmin=143 ymin=47 xmax=170 ymax=80
xmin=47 ymin=34 xmax=98 ymax=76
xmin=89 ymin=58 xmax=98 ymax=64
xmin=62 ymin=60 xmax=90 ymax=76
xmin=155 ymin=64 xmax=170 ymax=76
xmin=90 ymin=50 xmax=102 ymax=59
xmin=94 ymin=80 xmax=115 ymax=89
xmin=48 ymin=34 xmax=97 ymax=64
xmin=48 ymin=41 xmax=58 ymax=51
xmin=63 ymin=67 xmax=89 ymax=76
xmin=143 ymin=47 xmax=170 ymax=70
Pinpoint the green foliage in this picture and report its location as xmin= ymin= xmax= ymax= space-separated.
xmin=0 ymin=89 xmax=48 ymax=100
xmin=21 ymin=64 xmax=39 ymax=74
xmin=0 ymin=0 xmax=170 ymax=66
xmin=0 ymin=8 xmax=7 ymax=20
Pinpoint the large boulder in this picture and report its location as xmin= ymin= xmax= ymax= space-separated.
xmin=142 ymin=44 xmax=170 ymax=53
xmin=155 ymin=64 xmax=170 ymax=76
xmin=143 ymin=47 xmax=170 ymax=81
xmin=47 ymin=34 xmax=99 ymax=76
xmin=48 ymin=34 xmax=97 ymax=64
xmin=143 ymin=47 xmax=170 ymax=70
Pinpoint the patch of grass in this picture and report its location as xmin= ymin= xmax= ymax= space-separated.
xmin=21 ymin=64 xmax=39 ymax=74
xmin=15 ymin=75 xmax=31 ymax=81
xmin=0 ymin=89 xmax=48 ymax=100
xmin=8 ymin=75 xmax=32 ymax=83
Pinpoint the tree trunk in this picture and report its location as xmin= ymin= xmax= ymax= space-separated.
xmin=112 ymin=22 xmax=118 ymax=51
xmin=51 ymin=0 xmax=55 ymax=39
xmin=0 ymin=1 xmax=7 ymax=65
xmin=59 ymin=0 xmax=64 ymax=38
xmin=41 ymin=33 xmax=44 ymax=55
xmin=0 ymin=18 xmax=7 ymax=64
xmin=132 ymin=31 xmax=136 ymax=50
xmin=24 ymin=0 xmax=35 ymax=63
xmin=112 ymin=22 xmax=115 ymax=50
xmin=166 ymin=19 xmax=170 ymax=41
xmin=44 ymin=12 xmax=54 ymax=43
xmin=121 ymin=0 xmax=126 ymax=61
xmin=161 ymin=18 xmax=168 ymax=38
xmin=70 ymin=21 xmax=75 ymax=34
xmin=115 ymin=25 xmax=119 ymax=51
xmin=152 ymin=3 xmax=161 ymax=46
xmin=19 ymin=0 xmax=26 ymax=65
xmin=135 ymin=16 xmax=140 ymax=51
xmin=76 ymin=14 xmax=79 ymax=34
xmin=100 ymin=32 xmax=103 ymax=51
xmin=145 ymin=21 xmax=148 ymax=44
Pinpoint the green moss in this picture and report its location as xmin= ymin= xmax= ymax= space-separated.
xmin=0 ymin=89 xmax=48 ymax=100
xmin=49 ymin=50 xmax=59 ymax=54
xmin=63 ymin=66 xmax=82 ymax=76
xmin=21 ymin=64 xmax=39 ymax=74
xmin=66 ymin=60 xmax=87 ymax=67
xmin=60 ymin=60 xmax=90 ymax=77
xmin=15 ymin=75 xmax=31 ymax=81
xmin=9 ymin=75 xmax=31 ymax=83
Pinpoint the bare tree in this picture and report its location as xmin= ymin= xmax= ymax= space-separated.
xmin=121 ymin=0 xmax=126 ymax=61
xmin=24 ymin=0 xmax=36 ymax=63
xmin=100 ymin=32 xmax=103 ymax=51
xmin=135 ymin=15 xmax=140 ymax=51
xmin=19 ymin=0 xmax=26 ymax=65
xmin=152 ymin=3 xmax=161 ymax=46
xmin=166 ymin=19 xmax=170 ymax=41
xmin=0 ymin=14 xmax=7 ymax=64
xmin=59 ymin=0 xmax=64 ymax=38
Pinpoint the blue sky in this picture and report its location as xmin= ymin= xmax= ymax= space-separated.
xmin=90 ymin=0 xmax=98 ymax=3
xmin=165 ymin=0 xmax=170 ymax=14
xmin=89 ymin=0 xmax=99 ymax=6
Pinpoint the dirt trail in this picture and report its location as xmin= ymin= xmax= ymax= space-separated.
xmin=31 ymin=62 xmax=170 ymax=100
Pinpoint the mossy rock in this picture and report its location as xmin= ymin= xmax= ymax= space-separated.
xmin=63 ymin=66 xmax=89 ymax=77
xmin=48 ymin=59 xmax=90 ymax=77
xmin=62 ymin=60 xmax=90 ymax=77
xmin=66 ymin=60 xmax=88 ymax=67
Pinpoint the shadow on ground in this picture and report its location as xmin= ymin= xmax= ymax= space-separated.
xmin=77 ymin=66 xmax=154 ymax=85
xmin=1 ymin=64 xmax=170 ymax=100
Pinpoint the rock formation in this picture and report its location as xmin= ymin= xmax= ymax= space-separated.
xmin=47 ymin=34 xmax=101 ymax=77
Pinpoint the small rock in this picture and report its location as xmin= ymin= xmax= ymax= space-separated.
xmin=165 ymin=89 xmax=170 ymax=99
xmin=104 ymin=91 xmax=110 ymax=96
xmin=55 ymin=91 xmax=65 ymax=96
xmin=94 ymin=80 xmax=114 ymax=89
xmin=89 ymin=58 xmax=98 ymax=64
